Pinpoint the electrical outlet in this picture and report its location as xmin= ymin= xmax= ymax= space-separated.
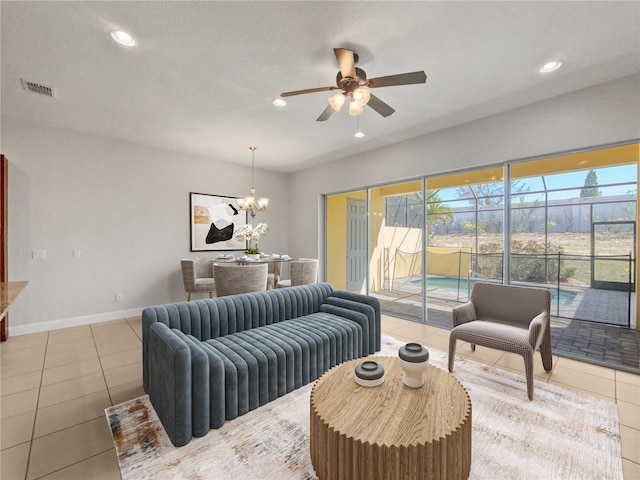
xmin=32 ymin=250 xmax=46 ymax=260
xmin=115 ymin=293 xmax=124 ymax=302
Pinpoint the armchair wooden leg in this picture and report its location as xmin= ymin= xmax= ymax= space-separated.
xmin=187 ymin=293 xmax=191 ymax=302
xmin=470 ymin=344 xmax=476 ymax=351
xmin=209 ymin=292 xmax=213 ymax=299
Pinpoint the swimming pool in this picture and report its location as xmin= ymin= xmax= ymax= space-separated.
xmin=409 ymin=277 xmax=577 ymax=306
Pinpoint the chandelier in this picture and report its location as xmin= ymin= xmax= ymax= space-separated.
xmin=238 ymin=146 xmax=269 ymax=218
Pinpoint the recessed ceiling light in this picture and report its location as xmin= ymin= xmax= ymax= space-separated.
xmin=540 ymin=60 xmax=563 ymax=73
xmin=354 ymin=131 xmax=365 ymax=138
xmin=110 ymin=30 xmax=136 ymax=47
xmin=272 ymin=98 xmax=286 ymax=107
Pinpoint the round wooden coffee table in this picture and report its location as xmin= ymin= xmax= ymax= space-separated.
xmin=310 ymin=356 xmax=472 ymax=480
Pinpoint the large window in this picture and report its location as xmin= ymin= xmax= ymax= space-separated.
xmin=325 ymin=144 xmax=638 ymax=327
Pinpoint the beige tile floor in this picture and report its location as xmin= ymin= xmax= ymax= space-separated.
xmin=0 ymin=315 xmax=638 ymax=479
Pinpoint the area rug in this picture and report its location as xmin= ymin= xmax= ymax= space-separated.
xmin=105 ymin=335 xmax=622 ymax=479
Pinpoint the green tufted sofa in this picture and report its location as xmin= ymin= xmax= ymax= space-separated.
xmin=142 ymin=282 xmax=381 ymax=447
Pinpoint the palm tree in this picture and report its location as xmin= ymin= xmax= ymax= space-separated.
xmin=426 ymin=191 xmax=454 ymax=245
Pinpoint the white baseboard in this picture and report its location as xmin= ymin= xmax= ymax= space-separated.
xmin=8 ymin=307 xmax=144 ymax=337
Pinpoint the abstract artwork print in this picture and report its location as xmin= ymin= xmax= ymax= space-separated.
xmin=190 ymin=193 xmax=247 ymax=251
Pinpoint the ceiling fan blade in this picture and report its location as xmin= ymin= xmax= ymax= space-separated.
xmin=333 ymin=48 xmax=356 ymax=80
xmin=367 ymin=71 xmax=427 ymax=89
xmin=316 ymin=105 xmax=335 ymax=122
xmin=367 ymin=94 xmax=395 ymax=118
xmin=280 ymin=86 xmax=337 ymax=97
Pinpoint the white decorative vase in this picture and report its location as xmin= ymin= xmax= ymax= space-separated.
xmin=398 ymin=343 xmax=430 ymax=388
xmin=246 ymin=254 xmax=260 ymax=261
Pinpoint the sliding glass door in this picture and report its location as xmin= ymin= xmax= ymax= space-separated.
xmin=368 ymin=181 xmax=424 ymax=321
xmin=324 ymin=144 xmax=638 ymax=328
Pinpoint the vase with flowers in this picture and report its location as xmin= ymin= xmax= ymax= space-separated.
xmin=234 ymin=223 xmax=269 ymax=255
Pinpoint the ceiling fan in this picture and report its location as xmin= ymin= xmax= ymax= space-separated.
xmin=280 ymin=48 xmax=427 ymax=122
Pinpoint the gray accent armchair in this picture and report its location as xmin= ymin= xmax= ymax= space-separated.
xmin=181 ymin=258 xmax=215 ymax=301
xmin=448 ymin=282 xmax=553 ymax=400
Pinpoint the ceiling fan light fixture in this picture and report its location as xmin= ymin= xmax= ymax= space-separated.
xmin=328 ymin=93 xmax=346 ymax=112
xmin=352 ymin=87 xmax=371 ymax=107
xmin=349 ymin=99 xmax=364 ymax=116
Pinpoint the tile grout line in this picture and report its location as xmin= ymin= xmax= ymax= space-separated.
xmin=24 ymin=331 xmax=49 ymax=480
xmin=91 ymin=324 xmax=115 ymax=408
xmin=31 ymin=448 xmax=116 ymax=480
xmin=26 ymin=330 xmax=103 ymax=479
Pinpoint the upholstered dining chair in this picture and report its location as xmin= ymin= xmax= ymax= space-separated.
xmin=448 ymin=282 xmax=552 ymax=400
xmin=267 ymin=263 xmax=276 ymax=290
xmin=213 ymin=263 xmax=268 ymax=297
xmin=181 ymin=258 xmax=215 ymax=301
xmin=276 ymin=258 xmax=318 ymax=288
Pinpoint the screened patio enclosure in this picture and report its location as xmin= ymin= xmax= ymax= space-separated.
xmin=324 ymin=144 xmax=638 ymax=328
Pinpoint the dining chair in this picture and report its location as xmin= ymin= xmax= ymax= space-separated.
xmin=276 ymin=258 xmax=318 ymax=288
xmin=213 ymin=263 xmax=269 ymax=297
xmin=267 ymin=263 xmax=276 ymax=290
xmin=181 ymin=258 xmax=215 ymax=301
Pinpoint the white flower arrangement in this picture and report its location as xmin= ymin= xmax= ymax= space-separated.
xmin=234 ymin=223 xmax=269 ymax=254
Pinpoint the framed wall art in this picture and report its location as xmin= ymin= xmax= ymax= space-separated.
xmin=190 ymin=192 xmax=247 ymax=251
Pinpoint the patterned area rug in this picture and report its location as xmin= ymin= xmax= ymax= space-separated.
xmin=106 ymin=336 xmax=622 ymax=479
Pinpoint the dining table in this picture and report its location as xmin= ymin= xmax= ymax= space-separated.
xmin=212 ymin=254 xmax=292 ymax=287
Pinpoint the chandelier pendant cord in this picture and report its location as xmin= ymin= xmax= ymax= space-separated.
xmin=250 ymin=146 xmax=256 ymax=191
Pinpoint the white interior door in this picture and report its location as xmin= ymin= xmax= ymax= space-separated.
xmin=346 ymin=198 xmax=367 ymax=292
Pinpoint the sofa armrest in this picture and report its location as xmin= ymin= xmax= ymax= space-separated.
xmin=452 ymin=302 xmax=477 ymax=327
xmin=528 ymin=311 xmax=548 ymax=350
xmin=148 ymin=322 xmax=193 ymax=447
xmin=324 ymin=297 xmax=377 ymax=354
xmin=330 ymin=291 xmax=381 ymax=351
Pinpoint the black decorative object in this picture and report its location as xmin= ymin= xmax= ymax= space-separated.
xmin=399 ymin=343 xmax=430 ymax=363
xmin=355 ymin=360 xmax=385 ymax=387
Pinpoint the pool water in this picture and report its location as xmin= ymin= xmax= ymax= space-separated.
xmin=410 ymin=277 xmax=577 ymax=306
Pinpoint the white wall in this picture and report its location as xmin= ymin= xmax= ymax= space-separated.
xmin=4 ymin=74 xmax=639 ymax=334
xmin=289 ymin=74 xmax=640 ymax=277
xmin=3 ymin=119 xmax=289 ymax=334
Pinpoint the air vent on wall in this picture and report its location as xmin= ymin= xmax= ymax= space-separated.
xmin=21 ymin=79 xmax=55 ymax=98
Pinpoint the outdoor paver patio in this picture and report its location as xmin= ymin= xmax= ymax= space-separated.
xmin=374 ymin=290 xmax=640 ymax=375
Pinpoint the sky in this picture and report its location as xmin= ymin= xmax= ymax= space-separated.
xmin=434 ymin=164 xmax=637 ymax=204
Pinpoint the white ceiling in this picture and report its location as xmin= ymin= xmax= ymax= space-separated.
xmin=1 ymin=1 xmax=639 ymax=173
